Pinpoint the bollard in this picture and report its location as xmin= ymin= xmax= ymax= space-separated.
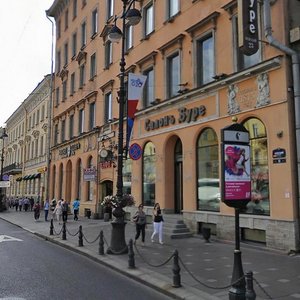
xmin=245 ymin=271 xmax=256 ymax=300
xmin=62 ymin=222 xmax=67 ymax=240
xmin=172 ymin=249 xmax=181 ymax=288
xmin=50 ymin=219 xmax=54 ymax=235
xmin=128 ymin=239 xmax=135 ymax=269
xmin=99 ymin=230 xmax=104 ymax=255
xmin=78 ymin=225 xmax=83 ymax=247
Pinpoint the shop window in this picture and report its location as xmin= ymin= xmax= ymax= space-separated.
xmin=142 ymin=142 xmax=156 ymax=206
xmin=123 ymin=159 xmax=132 ymax=195
xmin=242 ymin=118 xmax=270 ymax=216
xmin=197 ymin=128 xmax=220 ymax=212
xmin=76 ymin=159 xmax=82 ymax=200
xmin=59 ymin=163 xmax=63 ymax=199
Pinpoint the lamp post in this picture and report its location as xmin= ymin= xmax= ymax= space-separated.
xmin=0 ymin=128 xmax=8 ymax=212
xmin=106 ymin=0 xmax=141 ymax=254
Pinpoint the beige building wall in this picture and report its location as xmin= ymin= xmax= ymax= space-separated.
xmin=47 ymin=0 xmax=299 ymax=251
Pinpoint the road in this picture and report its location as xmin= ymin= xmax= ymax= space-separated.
xmin=0 ymin=219 xmax=172 ymax=300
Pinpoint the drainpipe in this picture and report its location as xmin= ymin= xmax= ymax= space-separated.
xmin=46 ymin=14 xmax=55 ymax=201
xmin=264 ymin=0 xmax=300 ymax=248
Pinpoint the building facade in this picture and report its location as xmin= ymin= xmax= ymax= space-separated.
xmin=47 ymin=0 xmax=300 ymax=251
xmin=4 ymin=75 xmax=51 ymax=203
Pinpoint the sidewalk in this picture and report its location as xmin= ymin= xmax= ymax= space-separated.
xmin=1 ymin=209 xmax=300 ymax=300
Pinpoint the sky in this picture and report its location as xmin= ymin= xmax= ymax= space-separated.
xmin=0 ymin=0 xmax=54 ymax=126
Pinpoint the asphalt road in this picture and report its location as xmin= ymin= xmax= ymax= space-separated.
xmin=0 ymin=219 xmax=172 ymax=300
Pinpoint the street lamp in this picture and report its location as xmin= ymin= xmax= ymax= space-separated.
xmin=0 ymin=128 xmax=8 ymax=211
xmin=106 ymin=0 xmax=141 ymax=254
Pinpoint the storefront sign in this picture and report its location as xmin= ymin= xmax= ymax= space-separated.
xmin=272 ymin=148 xmax=286 ymax=164
xmin=221 ymin=123 xmax=251 ymax=208
xmin=145 ymin=105 xmax=206 ymax=131
xmin=59 ymin=142 xmax=81 ymax=158
xmin=83 ymin=167 xmax=97 ymax=181
xmin=100 ymin=161 xmax=113 ymax=169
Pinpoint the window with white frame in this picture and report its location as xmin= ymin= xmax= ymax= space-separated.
xmin=64 ymin=42 xmax=68 ymax=66
xmin=144 ymin=3 xmax=154 ymax=37
xmin=167 ymin=0 xmax=179 ymax=19
xmin=78 ymin=108 xmax=85 ymax=134
xmin=79 ymin=63 xmax=85 ymax=87
xmin=104 ymin=92 xmax=112 ymax=123
xmin=81 ymin=21 xmax=86 ymax=48
xmin=107 ymin=0 xmax=114 ymax=20
xmin=143 ymin=67 xmax=154 ymax=107
xmin=91 ymin=8 xmax=98 ymax=36
xmin=71 ymin=72 xmax=75 ymax=95
xmin=104 ymin=41 xmax=112 ymax=68
xmin=167 ymin=52 xmax=180 ymax=98
xmin=89 ymin=102 xmax=96 ymax=130
xmin=125 ymin=24 xmax=133 ymax=52
xmin=196 ymin=33 xmax=214 ymax=86
xmin=72 ymin=32 xmax=77 ymax=57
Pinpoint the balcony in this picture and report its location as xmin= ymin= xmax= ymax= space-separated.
xmin=3 ymin=163 xmax=22 ymax=175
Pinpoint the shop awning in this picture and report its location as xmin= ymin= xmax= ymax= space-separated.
xmin=23 ymin=175 xmax=29 ymax=180
xmin=16 ymin=177 xmax=23 ymax=181
xmin=34 ymin=173 xmax=41 ymax=179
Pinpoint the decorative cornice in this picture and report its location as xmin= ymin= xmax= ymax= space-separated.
xmin=158 ymin=34 xmax=185 ymax=58
xmin=100 ymin=80 xmax=115 ymax=93
xmin=75 ymin=51 xmax=87 ymax=65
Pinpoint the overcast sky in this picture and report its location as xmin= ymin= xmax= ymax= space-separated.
xmin=0 ymin=0 xmax=54 ymax=126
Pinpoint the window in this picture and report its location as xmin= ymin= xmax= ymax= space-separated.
xmin=197 ymin=128 xmax=219 ymax=211
xmin=91 ymin=8 xmax=98 ymax=36
xmin=56 ymin=50 xmax=61 ymax=73
xmin=57 ymin=19 xmax=61 ymax=39
xmin=62 ymin=80 xmax=67 ymax=100
xmin=104 ymin=92 xmax=112 ymax=122
xmin=41 ymin=105 xmax=45 ymax=120
xmin=73 ymin=0 xmax=77 ymax=19
xmin=72 ymin=32 xmax=77 ymax=57
xmin=143 ymin=142 xmax=156 ymax=206
xmin=54 ymin=124 xmax=59 ymax=145
xmin=242 ymin=118 xmax=269 ymax=216
xmin=144 ymin=3 xmax=154 ymax=36
xmin=78 ymin=108 xmax=85 ymax=134
xmin=104 ymin=41 xmax=112 ymax=68
xmin=197 ymin=34 xmax=214 ymax=86
xmin=81 ymin=21 xmax=86 ymax=48
xmin=143 ymin=67 xmax=154 ymax=107
xmin=70 ymin=72 xmax=75 ymax=95
xmin=36 ymin=110 xmax=40 ymax=124
xmin=89 ymin=102 xmax=96 ymax=130
xmin=64 ymin=42 xmax=68 ymax=66
xmin=35 ymin=139 xmax=38 ymax=157
xmin=107 ymin=0 xmax=114 ymax=20
xmin=61 ymin=119 xmax=66 ymax=142
xmin=90 ymin=53 xmax=97 ymax=79
xmin=168 ymin=0 xmax=179 ymax=19
xmin=40 ymin=135 xmax=44 ymax=155
xmin=79 ymin=64 xmax=85 ymax=87
xmin=125 ymin=24 xmax=133 ymax=52
xmin=123 ymin=159 xmax=132 ymax=194
xmin=69 ymin=114 xmax=74 ymax=139
xmin=55 ymin=87 xmax=60 ymax=106
xmin=167 ymin=53 xmax=180 ymax=98
xmin=76 ymin=159 xmax=82 ymax=199
xmin=233 ymin=15 xmax=260 ymax=71
xmin=64 ymin=9 xmax=69 ymax=30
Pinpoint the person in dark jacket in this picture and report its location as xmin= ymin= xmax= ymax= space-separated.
xmin=62 ymin=199 xmax=69 ymax=222
xmin=133 ymin=204 xmax=147 ymax=246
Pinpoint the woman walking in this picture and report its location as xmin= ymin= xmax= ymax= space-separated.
xmin=133 ymin=204 xmax=147 ymax=246
xmin=151 ymin=203 xmax=164 ymax=244
xmin=53 ymin=200 xmax=63 ymax=224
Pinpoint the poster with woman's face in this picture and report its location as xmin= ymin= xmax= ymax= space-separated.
xmin=224 ymin=145 xmax=251 ymax=201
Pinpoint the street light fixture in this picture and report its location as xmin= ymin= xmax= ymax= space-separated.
xmin=0 ymin=128 xmax=8 ymax=212
xmin=106 ymin=0 xmax=141 ymax=254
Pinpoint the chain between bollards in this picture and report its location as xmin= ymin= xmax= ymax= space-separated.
xmin=78 ymin=225 xmax=83 ymax=247
xmin=172 ymin=249 xmax=181 ymax=288
xmin=50 ymin=219 xmax=54 ymax=235
xmin=99 ymin=230 xmax=104 ymax=255
xmin=128 ymin=239 xmax=135 ymax=269
xmin=62 ymin=222 xmax=67 ymax=240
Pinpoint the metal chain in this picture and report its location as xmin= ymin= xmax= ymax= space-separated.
xmin=178 ymin=256 xmax=243 ymax=290
xmin=66 ymin=227 xmax=79 ymax=237
xmin=253 ymin=277 xmax=273 ymax=299
xmin=103 ymin=234 xmax=109 ymax=247
xmin=82 ymin=232 xmax=101 ymax=244
xmin=53 ymin=224 xmax=63 ymax=236
xmin=134 ymin=244 xmax=175 ymax=267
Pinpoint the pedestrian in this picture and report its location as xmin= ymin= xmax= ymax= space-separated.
xmin=24 ymin=198 xmax=30 ymax=212
xmin=29 ymin=197 xmax=34 ymax=211
xmin=18 ymin=198 xmax=23 ymax=211
xmin=72 ymin=198 xmax=80 ymax=221
xmin=53 ymin=200 xmax=62 ymax=224
xmin=14 ymin=197 xmax=19 ymax=211
xmin=151 ymin=203 xmax=164 ymax=244
xmin=44 ymin=199 xmax=50 ymax=221
xmin=133 ymin=204 xmax=147 ymax=246
xmin=62 ymin=199 xmax=69 ymax=222
xmin=33 ymin=201 xmax=41 ymax=221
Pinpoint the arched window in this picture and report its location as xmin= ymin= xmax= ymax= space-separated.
xmin=87 ymin=156 xmax=94 ymax=201
xmin=123 ymin=158 xmax=132 ymax=194
xmin=142 ymin=142 xmax=156 ymax=206
xmin=59 ymin=163 xmax=63 ymax=199
xmin=243 ymin=118 xmax=269 ymax=215
xmin=197 ymin=128 xmax=220 ymax=211
xmin=52 ymin=165 xmax=56 ymax=199
xmin=76 ymin=159 xmax=82 ymax=200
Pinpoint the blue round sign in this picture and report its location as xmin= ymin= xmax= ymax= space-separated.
xmin=129 ymin=143 xmax=142 ymax=160
xmin=2 ymin=174 xmax=9 ymax=181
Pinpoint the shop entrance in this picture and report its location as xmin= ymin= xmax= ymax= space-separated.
xmin=174 ymin=139 xmax=183 ymax=214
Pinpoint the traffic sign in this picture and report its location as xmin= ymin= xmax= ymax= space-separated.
xmin=129 ymin=143 xmax=142 ymax=160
